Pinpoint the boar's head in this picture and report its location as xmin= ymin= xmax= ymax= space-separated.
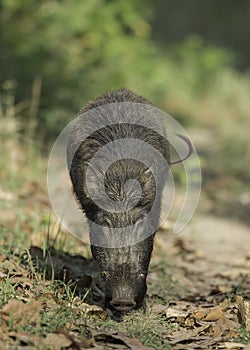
xmin=91 ymin=236 xmax=154 ymax=312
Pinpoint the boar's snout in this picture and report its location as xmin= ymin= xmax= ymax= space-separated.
xmin=109 ymin=285 xmax=137 ymax=311
xmin=92 ymin=241 xmax=153 ymax=313
xmin=110 ymin=299 xmax=136 ymax=311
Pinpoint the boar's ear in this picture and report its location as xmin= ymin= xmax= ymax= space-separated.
xmin=145 ymin=164 xmax=155 ymax=179
xmin=145 ymin=165 xmax=153 ymax=175
xmin=169 ymin=134 xmax=193 ymax=165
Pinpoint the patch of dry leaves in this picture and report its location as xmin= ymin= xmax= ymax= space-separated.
xmin=149 ymin=235 xmax=250 ymax=349
xmin=0 ymin=249 xmax=156 ymax=349
xmin=0 ymin=234 xmax=250 ymax=349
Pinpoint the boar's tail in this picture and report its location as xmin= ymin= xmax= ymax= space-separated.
xmin=169 ymin=134 xmax=193 ymax=165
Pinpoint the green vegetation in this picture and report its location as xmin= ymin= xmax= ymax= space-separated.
xmin=1 ymin=1 xmax=249 ymax=181
xmin=92 ymin=311 xmax=172 ymax=349
xmin=0 ymin=223 xmax=173 ymax=348
xmin=237 ymin=328 xmax=250 ymax=344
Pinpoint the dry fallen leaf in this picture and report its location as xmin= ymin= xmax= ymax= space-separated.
xmin=43 ymin=333 xmax=72 ymax=350
xmin=93 ymin=331 xmax=154 ymax=350
xmin=56 ymin=328 xmax=95 ymax=349
xmin=212 ymin=316 xmax=239 ymax=338
xmin=165 ymin=306 xmax=189 ymax=319
xmin=220 ymin=342 xmax=246 ymax=349
xmin=236 ymin=295 xmax=250 ymax=330
xmin=204 ymin=306 xmax=224 ymax=321
xmin=7 ymin=331 xmax=43 ymax=347
xmin=0 ymin=300 xmax=41 ymax=326
xmin=168 ymin=324 xmax=211 ymax=345
xmin=0 ymin=299 xmax=41 ymax=327
xmin=193 ymin=310 xmax=207 ymax=321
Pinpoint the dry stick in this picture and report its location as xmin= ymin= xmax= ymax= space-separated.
xmin=28 ymin=75 xmax=42 ymax=137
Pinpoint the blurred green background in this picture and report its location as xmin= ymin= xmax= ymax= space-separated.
xmin=0 ymin=0 xmax=249 ymax=207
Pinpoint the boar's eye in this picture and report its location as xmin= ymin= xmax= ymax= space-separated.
xmin=139 ymin=273 xmax=146 ymax=279
xmin=101 ymin=271 xmax=108 ymax=280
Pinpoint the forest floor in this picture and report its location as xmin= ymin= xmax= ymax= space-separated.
xmin=0 ymin=129 xmax=250 ymax=349
xmin=152 ymin=210 xmax=250 ymax=349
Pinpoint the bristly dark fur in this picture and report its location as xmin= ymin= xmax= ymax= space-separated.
xmin=67 ymin=88 xmax=169 ymax=315
xmin=81 ymin=88 xmax=152 ymax=113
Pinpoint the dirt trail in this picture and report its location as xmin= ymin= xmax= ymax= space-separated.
xmin=180 ymin=127 xmax=250 ymax=269
xmin=182 ymin=214 xmax=250 ymax=264
xmin=148 ymin=210 xmax=250 ymax=349
xmin=147 ymin=127 xmax=250 ymax=349
xmin=156 ymin=212 xmax=250 ymax=300
xmin=184 ymin=128 xmax=250 ymax=266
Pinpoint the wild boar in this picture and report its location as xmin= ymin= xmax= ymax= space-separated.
xmin=67 ymin=88 xmax=191 ymax=313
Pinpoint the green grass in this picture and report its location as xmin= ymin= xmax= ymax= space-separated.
xmin=91 ymin=311 xmax=172 ymax=349
xmin=0 ymin=188 xmax=173 ymax=349
xmin=237 ymin=328 xmax=250 ymax=344
xmin=0 ymin=179 xmax=173 ymax=349
xmin=0 ymin=243 xmax=173 ymax=349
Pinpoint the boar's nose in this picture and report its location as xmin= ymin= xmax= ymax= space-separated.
xmin=110 ymin=299 xmax=136 ymax=311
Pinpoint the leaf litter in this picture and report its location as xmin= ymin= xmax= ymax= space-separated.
xmin=0 ymin=231 xmax=250 ymax=349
